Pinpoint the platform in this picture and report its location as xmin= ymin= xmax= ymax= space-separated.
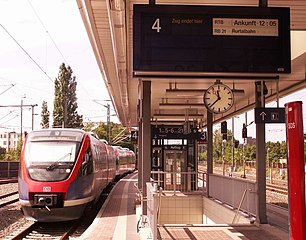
xmin=79 ymin=172 xmax=139 ymax=240
xmin=79 ymin=172 xmax=289 ymax=240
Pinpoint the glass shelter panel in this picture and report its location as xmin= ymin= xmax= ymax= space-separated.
xmin=164 ymin=149 xmax=186 ymax=191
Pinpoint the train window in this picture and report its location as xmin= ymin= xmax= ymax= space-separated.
xmin=24 ymin=141 xmax=79 ymax=181
xmin=25 ymin=141 xmax=77 ymax=166
xmin=82 ymin=148 xmax=93 ymax=176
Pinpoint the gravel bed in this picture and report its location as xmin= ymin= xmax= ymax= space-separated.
xmin=0 ymin=183 xmax=18 ymax=195
xmin=0 ymin=183 xmax=33 ymax=239
xmin=266 ymin=190 xmax=288 ymax=209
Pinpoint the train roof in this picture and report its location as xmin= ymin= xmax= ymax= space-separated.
xmin=26 ymin=128 xmax=86 ymax=142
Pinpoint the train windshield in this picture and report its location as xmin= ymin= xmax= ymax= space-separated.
xmin=25 ymin=141 xmax=79 ymax=182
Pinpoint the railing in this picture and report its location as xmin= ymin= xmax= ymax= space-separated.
xmin=0 ymin=161 xmax=19 ymax=178
xmin=146 ymin=182 xmax=158 ymax=240
xmin=209 ymin=173 xmax=256 ymax=216
xmin=150 ymin=170 xmax=206 ymax=195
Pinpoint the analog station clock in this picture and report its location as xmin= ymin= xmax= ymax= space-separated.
xmin=203 ymin=82 xmax=234 ymax=114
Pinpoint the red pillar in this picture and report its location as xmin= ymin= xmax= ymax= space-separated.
xmin=285 ymin=101 xmax=306 ymax=240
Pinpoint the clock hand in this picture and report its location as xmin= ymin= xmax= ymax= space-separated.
xmin=216 ymin=89 xmax=221 ymax=100
xmin=209 ymin=97 xmax=220 ymax=107
xmin=209 ymin=90 xmax=221 ymax=108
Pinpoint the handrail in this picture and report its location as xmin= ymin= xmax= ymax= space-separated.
xmin=157 ymin=187 xmax=163 ymax=223
xmin=232 ymin=188 xmax=248 ymax=224
xmin=150 ymin=170 xmax=207 ymax=195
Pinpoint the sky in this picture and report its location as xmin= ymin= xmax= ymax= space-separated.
xmin=0 ymin=0 xmax=305 ymax=143
xmin=0 ymin=0 xmax=114 ymax=133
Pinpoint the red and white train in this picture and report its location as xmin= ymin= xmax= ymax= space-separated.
xmin=18 ymin=128 xmax=135 ymax=222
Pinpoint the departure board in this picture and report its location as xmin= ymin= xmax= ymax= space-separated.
xmin=133 ymin=5 xmax=291 ymax=74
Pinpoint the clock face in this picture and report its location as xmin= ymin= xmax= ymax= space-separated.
xmin=203 ymin=83 xmax=234 ymax=114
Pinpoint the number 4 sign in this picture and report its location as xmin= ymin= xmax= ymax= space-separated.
xmin=131 ymin=131 xmax=138 ymax=144
xmin=152 ymin=18 xmax=161 ymax=32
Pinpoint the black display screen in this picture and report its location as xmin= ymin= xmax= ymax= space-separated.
xmin=133 ymin=5 xmax=291 ymax=74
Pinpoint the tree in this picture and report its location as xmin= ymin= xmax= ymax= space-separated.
xmin=4 ymin=136 xmax=23 ymax=161
xmin=212 ymin=129 xmax=235 ymax=164
xmin=53 ymin=63 xmax=83 ymax=128
xmin=89 ymin=122 xmax=133 ymax=150
xmin=94 ymin=122 xmax=108 ymax=140
xmin=40 ymin=101 xmax=50 ymax=128
xmin=0 ymin=147 xmax=6 ymax=160
xmin=82 ymin=122 xmax=96 ymax=132
xmin=213 ymin=129 xmax=223 ymax=162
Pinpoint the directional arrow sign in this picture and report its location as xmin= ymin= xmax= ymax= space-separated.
xmin=255 ymin=107 xmax=285 ymax=124
xmin=260 ymin=111 xmax=267 ymax=121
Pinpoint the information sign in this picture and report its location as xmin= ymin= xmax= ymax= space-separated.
xmin=254 ymin=107 xmax=285 ymax=124
xmin=151 ymin=125 xmax=202 ymax=139
xmin=133 ymin=5 xmax=290 ymax=74
xmin=152 ymin=126 xmax=185 ymax=139
xmin=213 ymin=18 xmax=279 ymax=36
xmin=198 ymin=131 xmax=208 ymax=144
xmin=131 ymin=130 xmax=138 ymax=143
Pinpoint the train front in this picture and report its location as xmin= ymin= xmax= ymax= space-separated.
xmin=18 ymin=129 xmax=91 ymax=222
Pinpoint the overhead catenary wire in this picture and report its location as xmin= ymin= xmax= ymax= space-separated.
xmin=0 ymin=23 xmax=54 ymax=83
xmin=27 ymin=0 xmax=68 ymax=64
xmin=0 ymin=114 xmax=19 ymax=125
xmin=27 ymin=0 xmax=96 ymax=103
xmin=0 ymin=110 xmax=18 ymax=122
xmin=0 ymin=2 xmax=114 ymax=129
xmin=0 ymin=84 xmax=15 ymax=96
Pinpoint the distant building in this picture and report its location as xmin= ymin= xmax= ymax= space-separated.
xmin=0 ymin=132 xmax=22 ymax=151
xmin=245 ymin=137 xmax=256 ymax=145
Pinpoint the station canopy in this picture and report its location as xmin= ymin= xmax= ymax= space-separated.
xmin=78 ymin=0 xmax=306 ymax=128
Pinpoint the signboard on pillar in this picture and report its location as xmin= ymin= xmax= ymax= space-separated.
xmin=152 ymin=125 xmax=205 ymax=140
xmin=254 ymin=107 xmax=285 ymax=124
xmin=131 ymin=131 xmax=138 ymax=144
xmin=152 ymin=125 xmax=185 ymax=139
xmin=198 ymin=131 xmax=207 ymax=144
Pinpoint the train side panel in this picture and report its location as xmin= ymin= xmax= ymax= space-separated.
xmin=106 ymin=145 xmax=116 ymax=182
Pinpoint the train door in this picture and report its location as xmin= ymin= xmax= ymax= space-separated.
xmin=164 ymin=149 xmax=186 ymax=191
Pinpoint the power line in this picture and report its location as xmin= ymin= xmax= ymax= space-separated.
xmin=0 ymin=110 xmax=18 ymax=122
xmin=27 ymin=0 xmax=95 ymax=103
xmin=0 ymin=3 xmax=105 ymax=125
xmin=0 ymin=23 xmax=54 ymax=83
xmin=0 ymin=115 xmax=19 ymax=125
xmin=0 ymin=84 xmax=15 ymax=95
xmin=27 ymin=0 xmax=68 ymax=64
xmin=28 ymin=1 xmax=111 ymax=120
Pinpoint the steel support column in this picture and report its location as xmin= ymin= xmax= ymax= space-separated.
xmin=138 ymin=119 xmax=143 ymax=191
xmin=255 ymin=81 xmax=268 ymax=224
xmin=285 ymin=101 xmax=306 ymax=239
xmin=206 ymin=111 xmax=213 ymax=197
xmin=141 ymin=81 xmax=151 ymax=215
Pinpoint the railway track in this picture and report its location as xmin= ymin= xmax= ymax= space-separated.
xmin=3 ymin=220 xmax=80 ymax=240
xmin=0 ymin=179 xmax=18 ymax=185
xmin=199 ymin=166 xmax=289 ymax=195
xmin=0 ymin=191 xmax=19 ymax=208
xmin=3 ymin=179 xmax=115 ymax=240
xmin=198 ymin=168 xmax=289 ymax=196
xmin=266 ymin=183 xmax=288 ymax=195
